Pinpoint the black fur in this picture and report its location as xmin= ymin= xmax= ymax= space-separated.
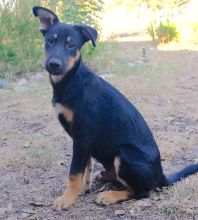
xmin=33 ymin=6 xmax=198 ymax=201
xmin=167 ymin=164 xmax=198 ymax=185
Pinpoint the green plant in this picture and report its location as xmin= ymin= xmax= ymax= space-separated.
xmin=58 ymin=0 xmax=104 ymax=61
xmin=156 ymin=21 xmax=179 ymax=43
xmin=0 ymin=0 xmax=43 ymax=78
xmin=0 ymin=0 xmax=104 ymax=79
xmin=147 ymin=21 xmax=179 ymax=43
xmin=147 ymin=23 xmax=156 ymax=41
xmin=41 ymin=0 xmax=104 ymax=62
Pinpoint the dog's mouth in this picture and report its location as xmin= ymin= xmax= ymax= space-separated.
xmin=46 ymin=67 xmax=65 ymax=76
xmin=50 ymin=72 xmax=63 ymax=76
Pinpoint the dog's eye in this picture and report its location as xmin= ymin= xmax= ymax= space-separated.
xmin=67 ymin=42 xmax=76 ymax=49
xmin=47 ymin=37 xmax=55 ymax=45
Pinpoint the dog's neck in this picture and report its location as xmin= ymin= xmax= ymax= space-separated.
xmin=51 ymin=58 xmax=85 ymax=106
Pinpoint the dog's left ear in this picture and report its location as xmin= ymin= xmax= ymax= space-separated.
xmin=76 ymin=24 xmax=98 ymax=47
xmin=33 ymin=6 xmax=59 ymax=35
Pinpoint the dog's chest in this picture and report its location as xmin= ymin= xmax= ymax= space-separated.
xmin=53 ymin=103 xmax=73 ymax=133
xmin=54 ymin=103 xmax=73 ymax=122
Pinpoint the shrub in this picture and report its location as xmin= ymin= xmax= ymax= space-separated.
xmin=147 ymin=22 xmax=156 ymax=41
xmin=147 ymin=21 xmax=179 ymax=44
xmin=56 ymin=0 xmax=104 ymax=61
xmin=156 ymin=21 xmax=179 ymax=43
xmin=0 ymin=0 xmax=104 ymax=79
xmin=0 ymin=0 xmax=43 ymax=78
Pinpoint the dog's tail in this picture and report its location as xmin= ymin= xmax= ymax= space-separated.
xmin=165 ymin=163 xmax=198 ymax=185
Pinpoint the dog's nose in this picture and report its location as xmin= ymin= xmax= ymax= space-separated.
xmin=48 ymin=58 xmax=62 ymax=71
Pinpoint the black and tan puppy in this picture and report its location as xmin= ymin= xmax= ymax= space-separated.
xmin=33 ymin=6 xmax=198 ymax=211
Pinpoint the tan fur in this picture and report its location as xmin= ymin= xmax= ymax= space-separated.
xmin=66 ymin=36 xmax=71 ymax=42
xmin=51 ymin=74 xmax=64 ymax=83
xmin=40 ymin=22 xmax=48 ymax=31
xmin=53 ymin=33 xmax=58 ymax=39
xmin=114 ymin=156 xmax=129 ymax=187
xmin=95 ymin=156 xmax=134 ymax=205
xmin=81 ymin=158 xmax=93 ymax=194
xmin=68 ymin=50 xmax=80 ymax=71
xmin=37 ymin=9 xmax=56 ymax=30
xmin=53 ymin=159 xmax=93 ymax=210
xmin=54 ymin=103 xmax=73 ymax=123
xmin=50 ymin=50 xmax=80 ymax=83
xmin=95 ymin=190 xmax=133 ymax=205
xmin=53 ymin=173 xmax=83 ymax=210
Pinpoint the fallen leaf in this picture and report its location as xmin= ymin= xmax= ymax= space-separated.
xmin=115 ymin=209 xmax=125 ymax=215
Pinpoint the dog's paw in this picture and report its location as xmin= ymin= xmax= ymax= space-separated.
xmin=52 ymin=195 xmax=75 ymax=211
xmin=95 ymin=191 xmax=116 ymax=205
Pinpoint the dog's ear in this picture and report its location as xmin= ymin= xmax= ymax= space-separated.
xmin=32 ymin=6 xmax=59 ymax=35
xmin=76 ymin=24 xmax=98 ymax=47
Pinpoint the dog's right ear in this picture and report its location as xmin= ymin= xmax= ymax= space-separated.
xmin=32 ymin=6 xmax=59 ymax=36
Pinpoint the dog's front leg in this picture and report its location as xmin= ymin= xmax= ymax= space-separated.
xmin=53 ymin=139 xmax=90 ymax=211
xmin=80 ymin=157 xmax=93 ymax=195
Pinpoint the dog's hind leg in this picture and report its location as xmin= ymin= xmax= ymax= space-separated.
xmin=95 ymin=189 xmax=134 ymax=205
xmin=95 ymin=157 xmax=135 ymax=205
xmin=95 ymin=148 xmax=153 ymax=205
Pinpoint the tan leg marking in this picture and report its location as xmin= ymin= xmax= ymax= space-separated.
xmin=95 ymin=156 xmax=134 ymax=205
xmin=53 ymin=173 xmax=83 ymax=210
xmin=81 ymin=158 xmax=93 ymax=195
xmin=54 ymin=103 xmax=73 ymax=124
xmin=114 ymin=156 xmax=129 ymax=187
xmin=95 ymin=190 xmax=132 ymax=205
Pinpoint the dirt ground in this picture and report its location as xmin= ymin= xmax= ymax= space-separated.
xmin=0 ymin=38 xmax=198 ymax=220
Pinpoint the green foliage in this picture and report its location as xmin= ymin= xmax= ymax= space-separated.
xmin=62 ymin=0 xmax=103 ymax=32
xmin=156 ymin=22 xmax=179 ymax=43
xmin=147 ymin=23 xmax=156 ymax=41
xmin=42 ymin=0 xmax=104 ymax=58
xmin=0 ymin=0 xmax=43 ymax=78
xmin=0 ymin=0 xmax=104 ymax=79
xmin=147 ymin=21 xmax=179 ymax=43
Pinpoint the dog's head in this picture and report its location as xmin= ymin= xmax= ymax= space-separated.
xmin=33 ymin=6 xmax=97 ymax=83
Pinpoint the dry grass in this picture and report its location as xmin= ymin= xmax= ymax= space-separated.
xmin=0 ymin=38 xmax=197 ymax=219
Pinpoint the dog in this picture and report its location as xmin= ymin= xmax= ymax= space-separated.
xmin=33 ymin=6 xmax=198 ymax=211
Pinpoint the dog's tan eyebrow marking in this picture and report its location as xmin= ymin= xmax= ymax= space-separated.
xmin=66 ymin=36 xmax=71 ymax=42
xmin=53 ymin=33 xmax=58 ymax=38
